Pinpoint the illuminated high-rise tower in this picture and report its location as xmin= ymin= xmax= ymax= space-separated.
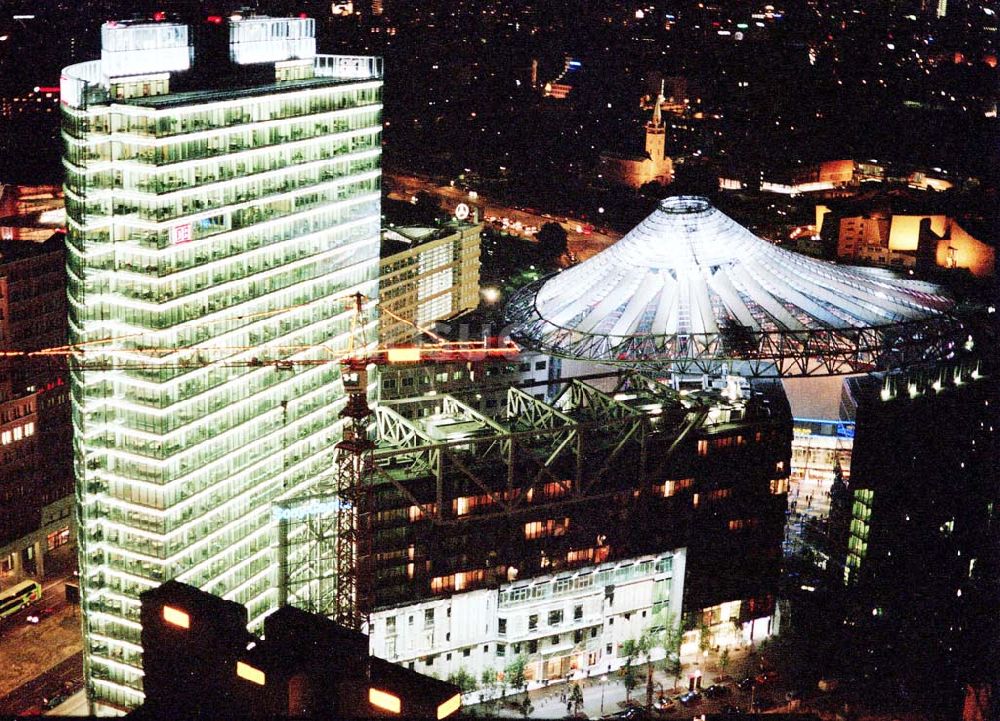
xmin=61 ymin=14 xmax=382 ymax=710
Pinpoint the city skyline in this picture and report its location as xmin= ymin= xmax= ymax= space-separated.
xmin=0 ymin=1 xmax=996 ymax=719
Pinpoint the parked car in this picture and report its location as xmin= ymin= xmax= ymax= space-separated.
xmin=42 ymin=694 xmax=68 ymax=710
xmin=721 ymin=704 xmax=741 ymax=715
xmin=737 ymin=676 xmax=755 ymax=692
xmin=751 ymin=695 xmax=776 ymax=712
xmin=755 ymin=669 xmax=779 ymax=685
xmin=704 ymin=683 xmax=730 ymax=699
xmin=679 ymin=690 xmax=702 ymax=706
xmin=26 ymin=607 xmax=55 ymax=625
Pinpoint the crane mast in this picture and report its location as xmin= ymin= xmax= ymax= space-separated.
xmin=333 ymin=293 xmax=375 ymax=631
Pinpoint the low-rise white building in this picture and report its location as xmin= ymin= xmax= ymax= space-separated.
xmin=369 ymin=550 xmax=685 ymax=684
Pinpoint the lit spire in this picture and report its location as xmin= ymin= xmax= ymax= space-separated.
xmin=651 ymin=79 xmax=664 ymax=127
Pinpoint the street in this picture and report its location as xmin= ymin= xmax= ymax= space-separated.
xmin=384 ymin=172 xmax=622 ymax=262
xmin=0 ymin=574 xmax=84 ymax=716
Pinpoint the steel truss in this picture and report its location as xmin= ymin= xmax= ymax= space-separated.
xmin=369 ymin=374 xmax=712 ymax=533
xmin=506 ymin=278 xmax=965 ymax=378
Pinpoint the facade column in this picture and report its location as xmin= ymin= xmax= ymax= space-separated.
xmin=12 ymin=547 xmax=23 ymax=578
xmin=34 ymin=540 xmax=45 ymax=579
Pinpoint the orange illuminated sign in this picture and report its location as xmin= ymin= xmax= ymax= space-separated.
xmin=236 ymin=661 xmax=266 ymax=686
xmin=437 ymin=693 xmax=462 ymax=719
xmin=162 ymin=606 xmax=190 ymax=629
xmin=369 ymin=688 xmax=401 ymax=714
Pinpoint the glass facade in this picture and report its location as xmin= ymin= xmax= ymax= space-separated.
xmin=63 ymin=37 xmax=382 ymax=708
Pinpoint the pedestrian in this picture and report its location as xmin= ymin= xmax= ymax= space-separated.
xmin=567 ymin=700 xmax=572 ymax=714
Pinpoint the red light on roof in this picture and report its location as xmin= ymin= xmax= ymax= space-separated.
xmin=152 ymin=11 xmax=166 ymax=21
xmin=38 ymin=87 xmax=59 ymax=94
xmin=299 ymin=12 xmax=309 ymax=18
xmin=206 ymin=15 xmax=224 ymax=24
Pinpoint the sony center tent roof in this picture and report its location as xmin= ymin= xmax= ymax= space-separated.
xmin=504 ymin=196 xmax=961 ymax=377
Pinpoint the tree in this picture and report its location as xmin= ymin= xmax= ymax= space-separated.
xmin=636 ymin=629 xmax=657 ymax=710
xmin=570 ymin=683 xmax=584 ymax=715
xmin=699 ymin=621 xmax=714 ymax=657
xmin=621 ymin=638 xmax=640 ymax=704
xmin=719 ymin=648 xmax=731 ymax=675
xmin=658 ymin=612 xmax=684 ymax=690
xmin=478 ymin=667 xmax=498 ymax=715
xmin=535 ymin=221 xmax=568 ymax=265
xmin=447 ymin=667 xmax=477 ymax=694
xmin=504 ymin=655 xmax=528 ymax=697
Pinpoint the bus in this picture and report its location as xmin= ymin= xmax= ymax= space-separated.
xmin=0 ymin=580 xmax=42 ymax=621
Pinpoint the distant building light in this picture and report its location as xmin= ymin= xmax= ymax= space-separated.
xmin=369 ymin=688 xmax=401 ymax=714
xmin=162 ymin=606 xmax=190 ymax=629
xmin=236 ymin=661 xmax=266 ymax=686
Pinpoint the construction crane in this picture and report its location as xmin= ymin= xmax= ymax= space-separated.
xmin=333 ymin=292 xmax=376 ymax=631
xmin=1 ymin=294 xmax=518 ymax=630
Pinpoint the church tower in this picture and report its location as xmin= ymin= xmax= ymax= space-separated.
xmin=645 ymin=80 xmax=666 ymax=164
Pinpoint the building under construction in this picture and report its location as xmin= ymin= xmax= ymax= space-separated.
xmin=282 ymin=369 xmax=791 ymax=683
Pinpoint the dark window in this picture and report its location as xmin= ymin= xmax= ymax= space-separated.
xmin=497 ymin=644 xmax=506 ymax=657
xmin=574 ymin=629 xmax=584 ymax=643
xmin=463 ymin=648 xmax=471 ymax=657
xmin=574 ymin=605 xmax=583 ymax=620
xmin=548 ymin=609 xmax=563 ymax=626
xmin=535 ymin=361 xmax=547 ymax=370
xmin=498 ymin=618 xmax=507 ymax=635
xmin=590 ymin=627 xmax=598 ymax=638
xmin=528 ymin=614 xmax=538 ymax=630
xmin=528 ymin=640 xmax=538 ymax=654
xmin=402 ymin=377 xmax=414 ymax=387
xmin=551 ymin=635 xmax=560 ymax=646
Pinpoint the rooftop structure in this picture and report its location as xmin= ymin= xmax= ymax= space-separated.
xmin=505 ymin=196 xmax=961 ymax=377
xmin=138 ymin=580 xmax=461 ymax=719
xmin=279 ymin=369 xmax=790 ymax=685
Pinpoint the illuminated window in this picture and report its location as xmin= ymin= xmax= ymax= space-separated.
xmin=236 ymin=661 xmax=266 ymax=686
xmin=707 ymin=488 xmax=731 ymax=502
xmin=437 ymin=693 xmax=462 ymax=719
xmin=524 ymin=518 xmax=570 ymax=540
xmin=162 ymin=605 xmax=190 ymax=629
xmin=566 ymin=548 xmax=594 ymax=564
xmin=697 ymin=439 xmax=708 ymax=456
xmin=369 ymin=688 xmax=401 ymax=714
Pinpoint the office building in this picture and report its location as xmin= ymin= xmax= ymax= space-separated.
xmin=378 ymin=219 xmax=481 ymax=346
xmin=837 ymin=359 xmax=999 ymax=711
xmin=0 ymin=234 xmax=73 ymax=583
xmin=61 ymin=15 xmax=382 ymax=708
